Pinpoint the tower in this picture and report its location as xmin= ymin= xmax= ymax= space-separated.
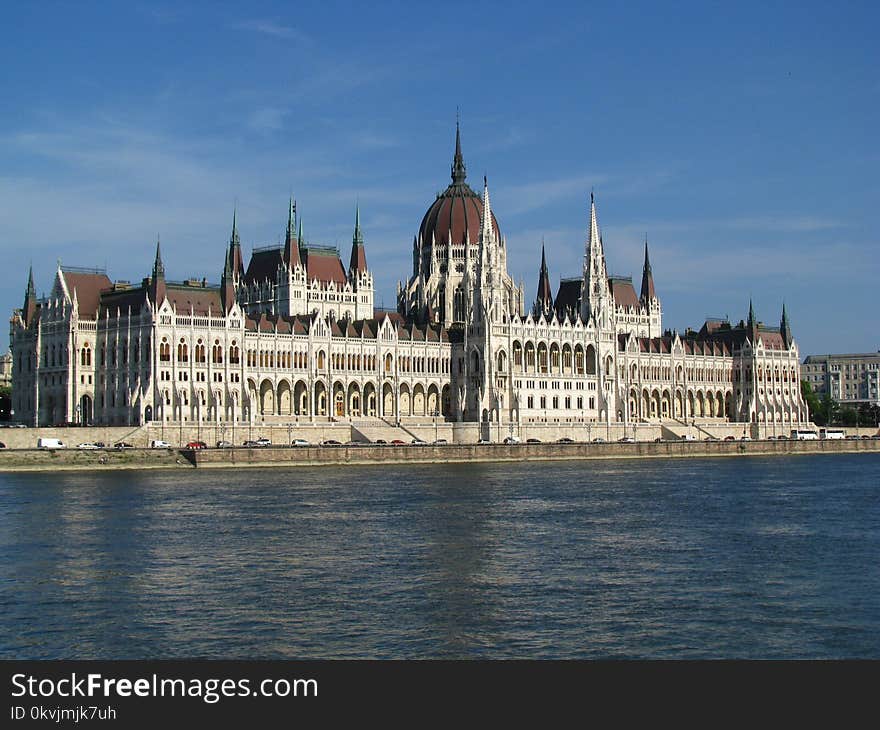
xmin=150 ymin=237 xmax=166 ymax=305
xmin=23 ymin=265 xmax=37 ymax=326
xmin=780 ymin=302 xmax=792 ymax=349
xmin=581 ymin=192 xmax=612 ymax=327
xmin=639 ymin=237 xmax=662 ymax=337
xmin=534 ymin=243 xmax=553 ymax=319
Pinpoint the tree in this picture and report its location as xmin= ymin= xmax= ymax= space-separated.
xmin=801 ymin=381 xmax=825 ymax=424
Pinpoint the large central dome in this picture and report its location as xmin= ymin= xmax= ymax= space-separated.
xmin=417 ymin=124 xmax=500 ymax=248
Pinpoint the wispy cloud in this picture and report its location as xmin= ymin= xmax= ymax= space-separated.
xmin=247 ymin=107 xmax=288 ymax=134
xmin=234 ymin=19 xmax=311 ymax=44
xmin=496 ymin=174 xmax=607 ymax=216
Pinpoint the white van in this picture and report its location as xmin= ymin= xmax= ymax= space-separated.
xmin=37 ymin=438 xmax=66 ymax=449
xmin=680 ymin=434 xmax=696 ymax=441
xmin=150 ymin=439 xmax=171 ymax=448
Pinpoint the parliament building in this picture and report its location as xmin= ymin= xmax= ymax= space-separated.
xmin=9 ymin=126 xmax=809 ymax=436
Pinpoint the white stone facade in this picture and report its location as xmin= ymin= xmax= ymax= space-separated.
xmin=9 ymin=131 xmax=809 ymax=434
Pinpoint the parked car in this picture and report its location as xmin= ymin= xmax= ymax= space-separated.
xmin=321 ymin=439 xmax=342 ymax=446
xmin=503 ymin=436 xmax=521 ymax=444
xmin=0 ymin=442 xmax=6 ymax=449
xmin=291 ymin=439 xmax=310 ymax=447
xmin=150 ymin=440 xmax=171 ymax=449
xmin=680 ymin=434 xmax=696 ymax=441
xmin=114 ymin=442 xmax=134 ymax=449
xmin=185 ymin=441 xmax=207 ymax=450
xmin=476 ymin=438 xmax=491 ymax=445
xmin=557 ymin=437 xmax=574 ymax=444
xmin=618 ymin=436 xmax=635 ymax=443
xmin=526 ymin=438 xmax=541 ymax=444
xmin=411 ymin=438 xmax=427 ymax=445
xmin=374 ymin=439 xmax=388 ymax=445
xmin=76 ymin=443 xmax=99 ymax=449
xmin=432 ymin=438 xmax=448 ymax=445
xmin=215 ymin=440 xmax=233 ymax=448
xmin=255 ymin=437 xmax=271 ymax=447
xmin=390 ymin=439 xmax=405 ymax=445
xmin=592 ymin=437 xmax=606 ymax=443
xmin=724 ymin=435 xmax=736 ymax=441
xmin=37 ymin=438 xmax=66 ymax=449
xmin=740 ymin=436 xmax=752 ymax=441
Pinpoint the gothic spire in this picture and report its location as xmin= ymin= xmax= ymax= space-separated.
xmin=535 ymin=242 xmax=553 ymax=317
xmin=479 ymin=176 xmax=495 ymax=243
xmin=582 ymin=191 xmax=610 ymax=323
xmin=781 ymin=301 xmax=792 ymax=347
xmin=23 ymin=265 xmax=37 ymax=326
xmin=152 ymin=236 xmax=165 ymax=280
xmin=26 ymin=264 xmax=35 ymax=298
xmin=451 ymin=119 xmax=467 ymax=185
xmin=640 ymin=236 xmax=656 ymax=303
xmin=349 ymin=204 xmax=367 ymax=274
xmin=227 ymin=208 xmax=243 ymax=276
xmin=150 ymin=235 xmax=166 ymax=305
xmin=284 ymin=197 xmax=301 ymax=266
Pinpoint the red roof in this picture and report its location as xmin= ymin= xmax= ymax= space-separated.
xmin=303 ymin=248 xmax=347 ymax=286
xmin=418 ymin=183 xmax=500 ymax=248
xmin=608 ymin=277 xmax=640 ymax=308
xmin=61 ymin=271 xmax=113 ymax=318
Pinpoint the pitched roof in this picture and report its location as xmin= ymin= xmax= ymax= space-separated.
xmin=165 ymin=284 xmax=223 ymax=316
xmin=303 ymin=247 xmax=347 ymax=286
xmin=61 ymin=270 xmax=113 ymax=318
xmin=244 ymin=247 xmax=284 ymax=284
xmin=554 ymin=278 xmax=582 ymax=318
xmin=608 ymin=276 xmax=640 ymax=309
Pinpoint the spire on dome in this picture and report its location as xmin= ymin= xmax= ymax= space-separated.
xmin=640 ymin=236 xmax=656 ymax=303
xmin=451 ymin=119 xmax=467 ymax=185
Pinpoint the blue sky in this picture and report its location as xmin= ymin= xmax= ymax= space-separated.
xmin=2 ymin=1 xmax=877 ymax=356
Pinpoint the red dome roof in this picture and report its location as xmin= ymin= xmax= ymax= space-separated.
xmin=417 ymin=125 xmax=501 ymax=247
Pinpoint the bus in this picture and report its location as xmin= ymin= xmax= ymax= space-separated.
xmin=819 ymin=428 xmax=845 ymax=440
xmin=790 ymin=429 xmax=819 ymax=440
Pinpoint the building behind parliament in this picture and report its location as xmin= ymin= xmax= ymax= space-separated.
xmin=9 ymin=126 xmax=809 ymax=434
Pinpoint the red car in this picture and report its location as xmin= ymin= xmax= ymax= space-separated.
xmin=185 ymin=441 xmax=207 ymax=450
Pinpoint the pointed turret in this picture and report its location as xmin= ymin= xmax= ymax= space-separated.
xmin=640 ymin=237 xmax=656 ymax=303
xmin=451 ymin=119 xmax=466 ymax=186
xmin=23 ymin=265 xmax=37 ymax=326
xmin=284 ymin=197 xmax=301 ymax=267
xmin=349 ymin=204 xmax=367 ymax=274
xmin=780 ymin=302 xmax=792 ymax=348
xmin=535 ymin=242 xmax=553 ymax=317
xmin=479 ymin=176 xmax=494 ymax=244
xmin=581 ymin=191 xmax=611 ymax=324
xmin=150 ymin=236 xmax=166 ymax=304
xmin=228 ymin=209 xmax=244 ymax=277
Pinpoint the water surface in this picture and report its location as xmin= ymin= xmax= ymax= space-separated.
xmin=1 ymin=455 xmax=878 ymax=658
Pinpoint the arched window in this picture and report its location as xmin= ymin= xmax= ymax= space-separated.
xmin=177 ymin=339 xmax=188 ymax=363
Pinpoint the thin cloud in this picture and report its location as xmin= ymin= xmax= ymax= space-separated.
xmin=234 ymin=19 xmax=311 ymax=44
